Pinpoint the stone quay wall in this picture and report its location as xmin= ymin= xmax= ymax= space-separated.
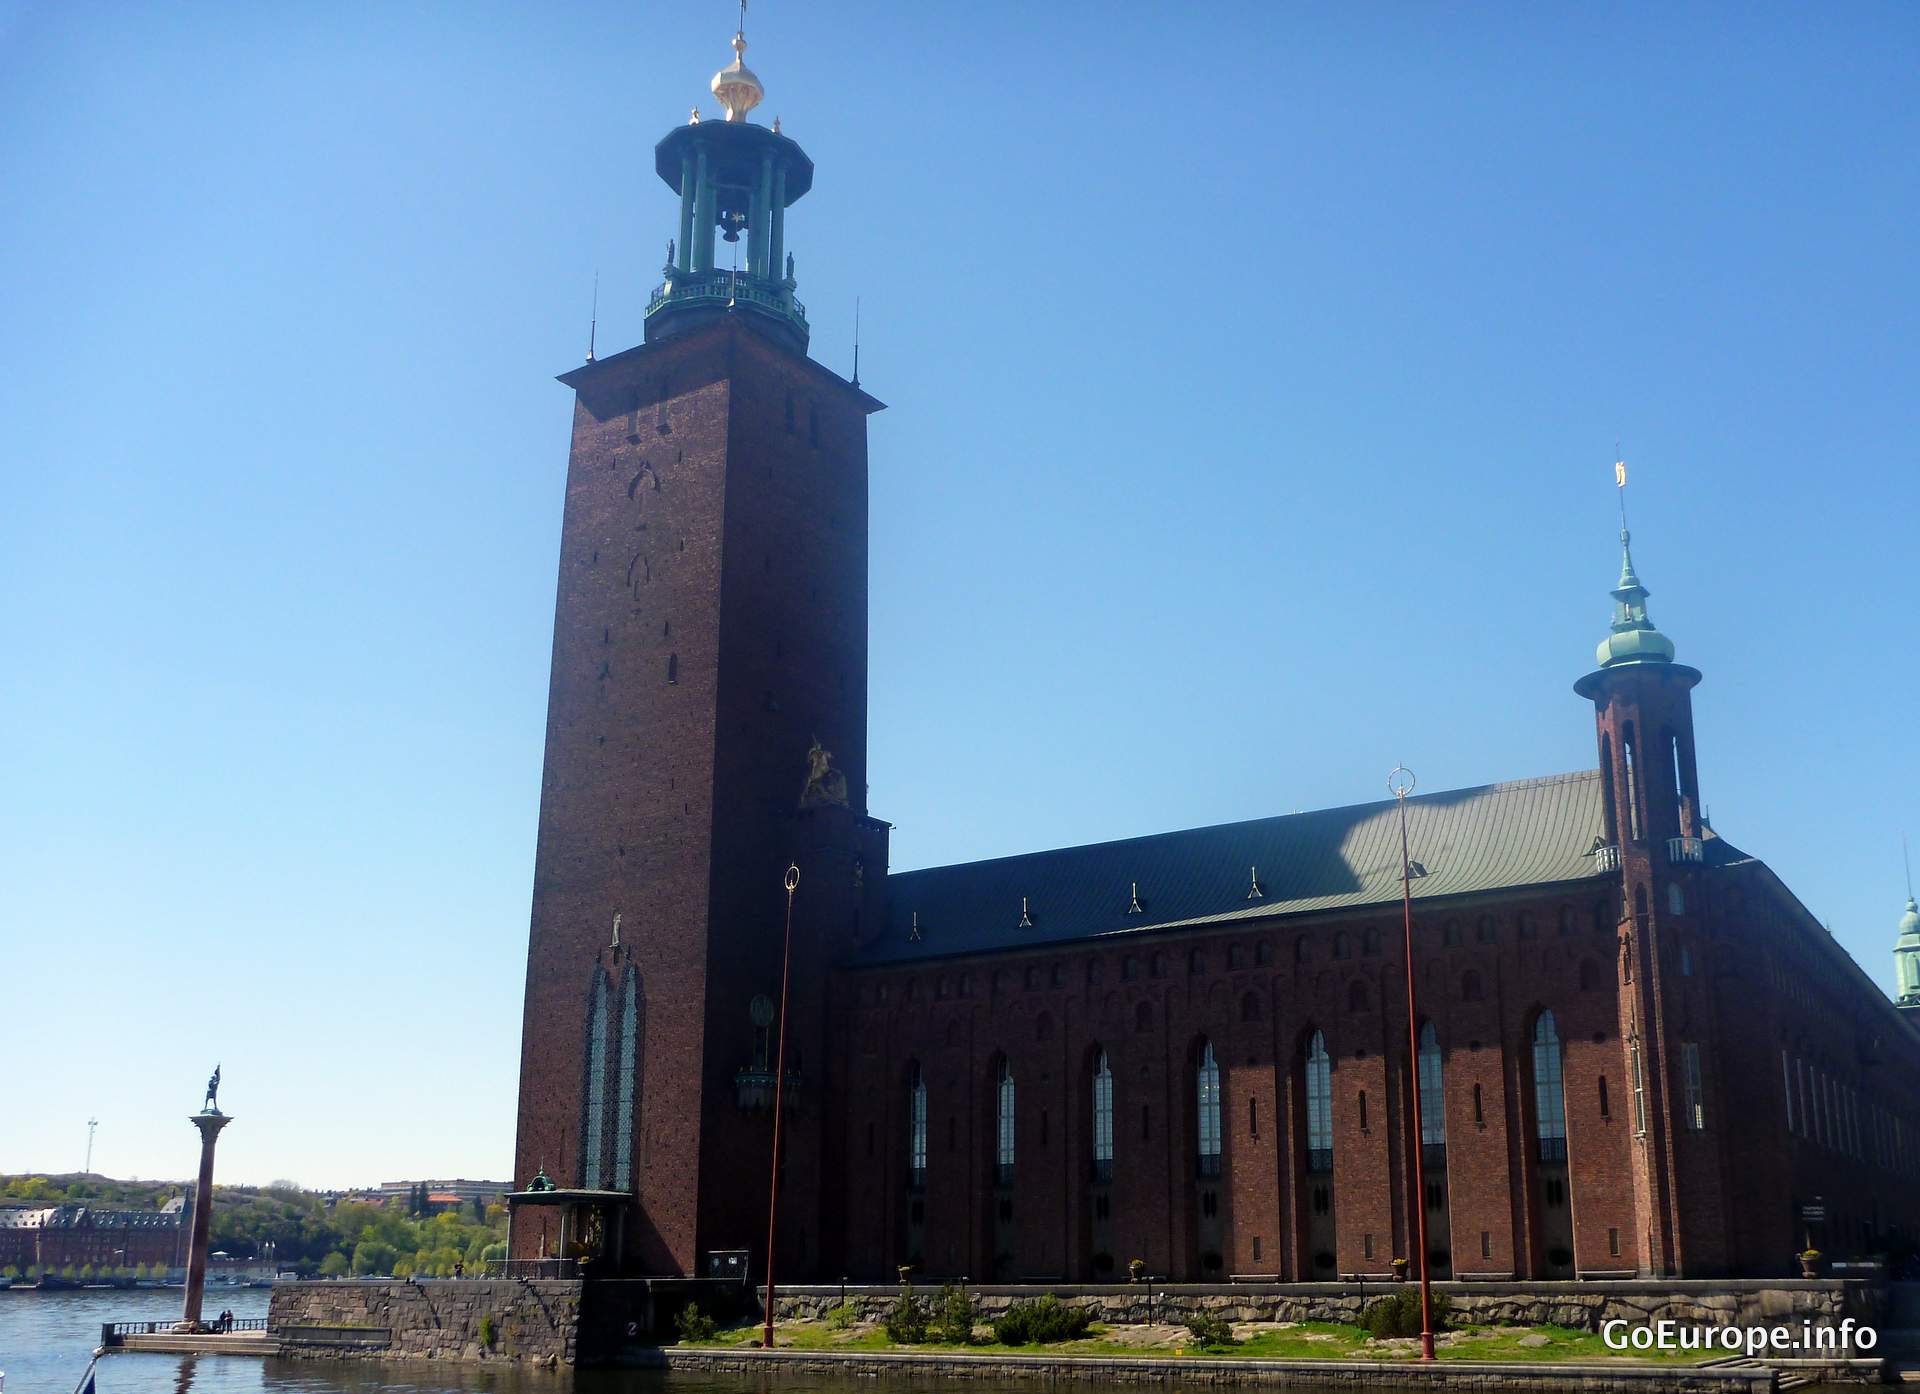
xmin=773 ymin=1279 xmax=1874 ymax=1338
xmin=658 ymin=1346 xmax=1774 ymax=1393
xmin=269 ymin=1279 xmax=582 ymax=1365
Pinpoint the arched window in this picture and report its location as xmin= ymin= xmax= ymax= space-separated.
xmin=1559 ymin=906 xmax=1577 ymax=936
xmin=995 ymin=1059 xmax=1016 ymax=1184
xmin=1622 ymin=723 xmax=1643 ymax=840
xmin=1240 ymin=991 xmax=1263 ymax=1023
xmin=1332 ymin=932 xmax=1351 ymax=961
xmin=613 ymin=969 xmax=640 ymax=1190
xmin=1196 ymin=1042 xmax=1222 ymax=1177
xmin=1533 ymin=1011 xmax=1568 ymax=1162
xmin=1442 ymin=920 xmax=1461 ymax=947
xmin=1417 ymin=1022 xmax=1445 ymax=1158
xmin=582 ymin=972 xmax=608 ymax=1188
xmin=1347 ymin=980 xmax=1368 ymax=1013
xmin=908 ymin=1063 xmax=928 ymax=1188
xmin=1476 ymin=915 xmax=1497 ymax=944
xmin=1295 ymin=937 xmax=1312 ymax=964
xmin=1578 ymin=958 xmax=1601 ymax=992
xmin=1305 ymin=1030 xmax=1333 ymax=1173
xmin=1091 ymin=1051 xmax=1114 ymax=1182
xmin=1461 ymin=970 xmax=1484 ymax=1002
xmin=1362 ymin=927 xmax=1381 ymax=956
xmin=1135 ymin=1000 xmax=1154 ymax=1033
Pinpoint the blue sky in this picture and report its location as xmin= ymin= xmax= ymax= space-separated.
xmin=3 ymin=2 xmax=1915 ymax=1188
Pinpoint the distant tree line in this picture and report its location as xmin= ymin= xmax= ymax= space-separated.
xmin=1 ymin=1174 xmax=506 ymax=1280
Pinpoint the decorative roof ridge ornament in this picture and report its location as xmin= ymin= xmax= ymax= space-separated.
xmin=1127 ymin=881 xmax=1144 ymax=915
xmin=1018 ymin=896 xmax=1033 ymax=928
xmin=1246 ymin=865 xmax=1264 ymax=900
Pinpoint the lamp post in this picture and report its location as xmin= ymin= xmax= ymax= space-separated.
xmin=1389 ymin=766 xmax=1437 ymax=1362
xmin=761 ymin=864 xmax=801 ymax=1349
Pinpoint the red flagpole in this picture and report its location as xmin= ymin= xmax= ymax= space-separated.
xmin=1392 ymin=768 xmax=1437 ymax=1361
xmin=762 ymin=864 xmax=800 ymax=1349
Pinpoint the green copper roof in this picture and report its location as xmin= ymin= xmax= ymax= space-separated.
xmin=1594 ymin=528 xmax=1677 ymax=669
xmin=1899 ymin=896 xmax=1920 ymax=945
xmin=857 ymin=771 xmax=1728 ymax=966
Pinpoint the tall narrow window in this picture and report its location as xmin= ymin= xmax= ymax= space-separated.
xmin=996 ymin=1059 xmax=1016 ymax=1185
xmin=582 ymin=973 xmax=608 ymax=1189
xmin=1091 ymin=1051 xmax=1114 ymax=1182
xmin=1623 ymin=724 xmax=1643 ymax=840
xmin=1669 ymin=731 xmax=1685 ymax=826
xmin=1676 ymin=1047 xmax=1700 ymax=1130
xmin=613 ymin=969 xmax=639 ymax=1190
xmin=1417 ymin=1022 xmax=1446 ymax=1168
xmin=1631 ymin=1039 xmax=1648 ymax=1133
xmin=1196 ymin=1042 xmax=1222 ymax=1177
xmin=1532 ymin=1011 xmax=1568 ymax=1163
xmin=1305 ymin=1030 xmax=1333 ymax=1173
xmin=908 ymin=1063 xmax=928 ymax=1188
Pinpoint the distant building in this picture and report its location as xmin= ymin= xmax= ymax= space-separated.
xmin=0 ymin=1204 xmax=184 ymax=1273
xmin=374 ymin=1179 xmax=508 ymax=1210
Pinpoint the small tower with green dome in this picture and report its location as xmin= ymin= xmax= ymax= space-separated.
xmin=1573 ymin=460 xmax=1714 ymax=1277
xmin=645 ymin=19 xmax=812 ymax=352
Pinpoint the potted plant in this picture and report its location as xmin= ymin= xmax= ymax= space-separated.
xmin=1128 ymin=1257 xmax=1146 ymax=1284
xmin=1390 ymin=1257 xmax=1410 ymax=1282
xmin=1798 ymin=1248 xmax=1823 ymax=1278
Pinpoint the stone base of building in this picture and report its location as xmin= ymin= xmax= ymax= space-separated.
xmin=265 ymin=1277 xmax=1880 ymax=1370
xmin=774 ymin=1278 xmax=1880 ymax=1342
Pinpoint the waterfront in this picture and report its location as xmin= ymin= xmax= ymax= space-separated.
xmin=0 ymin=1290 xmax=978 ymax=1394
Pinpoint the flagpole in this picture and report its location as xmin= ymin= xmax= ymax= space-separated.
xmin=1389 ymin=766 xmax=1437 ymax=1362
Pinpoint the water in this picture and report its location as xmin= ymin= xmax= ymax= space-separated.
xmin=0 ymin=1290 xmax=946 ymax=1394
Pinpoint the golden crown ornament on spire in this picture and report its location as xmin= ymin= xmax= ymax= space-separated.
xmin=711 ymin=28 xmax=764 ymax=122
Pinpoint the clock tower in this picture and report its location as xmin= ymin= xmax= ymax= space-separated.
xmin=507 ymin=24 xmax=887 ymax=1280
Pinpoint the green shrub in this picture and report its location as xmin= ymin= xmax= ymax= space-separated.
xmin=478 ymin=1313 xmax=496 ymax=1347
xmin=935 ymin=1284 xmax=976 ymax=1344
xmin=825 ymin=1301 xmax=856 ymax=1330
xmin=1361 ymin=1289 xmax=1450 ymax=1339
xmin=1184 ymin=1313 xmax=1238 ymax=1349
xmin=675 ymin=1303 xmax=717 ymax=1343
xmin=883 ymin=1284 xmax=930 ymax=1344
xmin=992 ymin=1294 xmax=1091 ymax=1346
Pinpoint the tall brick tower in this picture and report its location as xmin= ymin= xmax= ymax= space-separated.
xmin=1574 ymin=477 xmax=1724 ymax=1275
xmin=507 ymin=26 xmax=888 ymax=1280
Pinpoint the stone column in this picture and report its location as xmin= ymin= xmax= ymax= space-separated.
xmin=181 ymin=1111 xmax=231 ymax=1330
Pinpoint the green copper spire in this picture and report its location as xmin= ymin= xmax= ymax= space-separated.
xmin=1594 ymin=525 xmax=1678 ymax=668
xmin=1592 ymin=459 xmax=1677 ymax=670
xmin=1898 ymin=838 xmax=1920 ymax=1006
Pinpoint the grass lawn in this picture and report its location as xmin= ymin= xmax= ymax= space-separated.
xmin=685 ymin=1317 xmax=1714 ymax=1365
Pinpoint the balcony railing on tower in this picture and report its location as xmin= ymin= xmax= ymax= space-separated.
xmin=1667 ymin=836 xmax=1704 ymax=864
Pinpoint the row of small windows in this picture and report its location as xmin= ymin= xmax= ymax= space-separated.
xmin=905 ymin=1014 xmax=1585 ymax=1189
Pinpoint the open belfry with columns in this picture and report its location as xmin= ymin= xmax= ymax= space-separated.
xmin=508 ymin=25 xmax=1920 ymax=1288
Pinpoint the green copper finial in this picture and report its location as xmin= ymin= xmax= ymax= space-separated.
xmin=1593 ymin=458 xmax=1677 ymax=669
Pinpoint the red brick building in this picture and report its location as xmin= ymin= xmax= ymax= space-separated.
xmin=509 ymin=31 xmax=1920 ymax=1285
xmin=0 ymin=1204 xmax=184 ymax=1275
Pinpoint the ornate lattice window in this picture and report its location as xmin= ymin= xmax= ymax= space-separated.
xmin=1305 ymin=1030 xmax=1333 ymax=1173
xmin=908 ymin=1063 xmax=928 ymax=1189
xmin=1091 ymin=1051 xmax=1114 ymax=1182
xmin=995 ymin=1059 xmax=1015 ymax=1185
xmin=1533 ymin=1011 xmax=1568 ymax=1162
xmin=613 ymin=970 xmax=639 ymax=1190
xmin=1196 ymin=1041 xmax=1222 ymax=1177
xmin=583 ymin=972 xmax=609 ymax=1188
